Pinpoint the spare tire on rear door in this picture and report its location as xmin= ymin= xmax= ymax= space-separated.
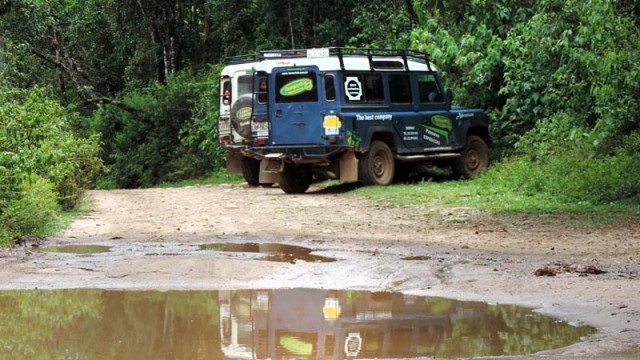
xmin=230 ymin=94 xmax=253 ymax=139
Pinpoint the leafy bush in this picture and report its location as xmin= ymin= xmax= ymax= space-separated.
xmin=93 ymin=69 xmax=223 ymax=188
xmin=409 ymin=0 xmax=639 ymax=204
xmin=0 ymin=88 xmax=103 ymax=209
xmin=478 ymin=147 xmax=640 ymax=204
xmin=0 ymin=87 xmax=102 ymax=242
xmin=1 ymin=175 xmax=60 ymax=237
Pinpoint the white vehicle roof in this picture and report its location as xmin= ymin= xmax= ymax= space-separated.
xmin=220 ymin=62 xmax=258 ymax=77
xmin=222 ymin=48 xmax=438 ymax=75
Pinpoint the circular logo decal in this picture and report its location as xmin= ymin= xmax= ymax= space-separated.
xmin=344 ymin=77 xmax=363 ymax=101
xmin=235 ymin=107 xmax=252 ymax=121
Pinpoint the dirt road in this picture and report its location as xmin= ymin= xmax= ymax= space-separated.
xmin=1 ymin=184 xmax=639 ymax=358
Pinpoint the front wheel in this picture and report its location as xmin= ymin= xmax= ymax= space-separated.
xmin=358 ymin=141 xmax=395 ymax=186
xmin=279 ymin=163 xmax=312 ymax=194
xmin=452 ymin=135 xmax=489 ymax=178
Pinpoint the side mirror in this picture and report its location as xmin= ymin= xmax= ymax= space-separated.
xmin=445 ymin=89 xmax=453 ymax=109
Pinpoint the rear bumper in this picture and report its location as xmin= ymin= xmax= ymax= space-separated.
xmin=246 ymin=145 xmax=352 ymax=163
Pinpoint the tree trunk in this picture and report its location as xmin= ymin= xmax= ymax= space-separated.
xmin=288 ymin=0 xmax=295 ymax=49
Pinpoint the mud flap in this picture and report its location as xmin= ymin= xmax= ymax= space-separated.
xmin=340 ymin=151 xmax=359 ymax=183
xmin=226 ymin=152 xmax=242 ymax=174
xmin=259 ymin=159 xmax=279 ymax=184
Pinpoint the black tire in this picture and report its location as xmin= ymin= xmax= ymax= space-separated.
xmin=279 ymin=163 xmax=312 ymax=194
xmin=241 ymin=157 xmax=260 ymax=186
xmin=453 ymin=135 xmax=489 ymax=178
xmin=358 ymin=140 xmax=395 ymax=186
xmin=230 ymin=94 xmax=253 ymax=139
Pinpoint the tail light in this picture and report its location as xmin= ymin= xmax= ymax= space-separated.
xmin=251 ymin=115 xmax=269 ymax=141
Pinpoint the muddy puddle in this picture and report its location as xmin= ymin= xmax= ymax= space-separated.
xmin=199 ymin=242 xmax=336 ymax=263
xmin=40 ymin=245 xmax=112 ymax=254
xmin=0 ymin=288 xmax=594 ymax=359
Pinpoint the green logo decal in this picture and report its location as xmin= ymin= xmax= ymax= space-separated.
xmin=431 ymin=115 xmax=452 ymax=130
xmin=347 ymin=130 xmax=362 ymax=149
xmin=236 ymin=107 xmax=252 ymax=121
xmin=280 ymin=78 xmax=313 ymax=96
xmin=424 ymin=125 xmax=449 ymax=143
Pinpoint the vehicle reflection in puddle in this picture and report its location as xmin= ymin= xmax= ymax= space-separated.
xmin=40 ymin=245 xmax=112 ymax=254
xmin=199 ymin=242 xmax=336 ymax=263
xmin=0 ymin=289 xmax=595 ymax=359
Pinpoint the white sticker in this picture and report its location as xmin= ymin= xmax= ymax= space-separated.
xmin=307 ymin=48 xmax=330 ymax=58
xmin=344 ymin=77 xmax=363 ymax=101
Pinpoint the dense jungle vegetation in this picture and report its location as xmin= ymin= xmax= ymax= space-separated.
xmin=1 ymin=0 xmax=639 ymax=244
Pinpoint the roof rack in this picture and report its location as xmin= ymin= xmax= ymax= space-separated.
xmin=224 ymin=53 xmax=261 ymax=65
xmin=224 ymin=47 xmax=433 ymax=72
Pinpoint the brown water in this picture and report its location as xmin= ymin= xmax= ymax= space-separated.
xmin=199 ymin=242 xmax=336 ymax=262
xmin=40 ymin=245 xmax=112 ymax=254
xmin=0 ymin=289 xmax=595 ymax=359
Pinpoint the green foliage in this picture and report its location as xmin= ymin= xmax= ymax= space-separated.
xmin=349 ymin=0 xmax=413 ymax=48
xmin=94 ymin=69 xmax=222 ymax=188
xmin=0 ymin=88 xmax=103 ymax=209
xmin=500 ymin=0 xmax=640 ymax=155
xmin=1 ymin=175 xmax=60 ymax=238
xmin=0 ymin=87 xmax=102 ymax=243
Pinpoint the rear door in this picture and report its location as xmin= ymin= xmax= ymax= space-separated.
xmin=270 ymin=66 xmax=323 ymax=145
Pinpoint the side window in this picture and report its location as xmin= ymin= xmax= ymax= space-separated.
xmin=344 ymin=73 xmax=384 ymax=104
xmin=275 ymin=71 xmax=318 ymax=103
xmin=388 ymin=75 xmax=412 ymax=103
xmin=324 ymin=75 xmax=336 ymax=101
xmin=257 ymin=76 xmax=268 ymax=104
xmin=418 ymin=74 xmax=443 ymax=103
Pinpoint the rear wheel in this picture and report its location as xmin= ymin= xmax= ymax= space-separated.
xmin=241 ymin=157 xmax=260 ymax=186
xmin=279 ymin=163 xmax=312 ymax=194
xmin=358 ymin=141 xmax=395 ymax=186
xmin=453 ymin=135 xmax=489 ymax=178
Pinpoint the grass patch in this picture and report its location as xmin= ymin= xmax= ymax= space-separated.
xmin=155 ymin=171 xmax=243 ymax=188
xmin=353 ymin=165 xmax=640 ymax=218
xmin=58 ymin=193 xmax=94 ymax=231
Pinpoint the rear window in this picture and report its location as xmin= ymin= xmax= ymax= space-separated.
xmin=237 ymin=75 xmax=253 ymax=97
xmin=324 ymin=75 xmax=336 ymax=101
xmin=257 ymin=76 xmax=268 ymax=104
xmin=276 ymin=71 xmax=318 ymax=103
xmin=221 ymin=80 xmax=231 ymax=106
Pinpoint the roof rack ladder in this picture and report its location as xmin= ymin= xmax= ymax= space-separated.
xmin=336 ymin=48 xmax=345 ymax=71
xmin=401 ymin=50 xmax=410 ymax=71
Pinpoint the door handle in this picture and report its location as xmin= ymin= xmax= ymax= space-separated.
xmin=275 ymin=109 xmax=282 ymax=117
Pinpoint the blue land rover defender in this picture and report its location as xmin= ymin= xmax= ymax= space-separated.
xmin=218 ymin=48 xmax=490 ymax=193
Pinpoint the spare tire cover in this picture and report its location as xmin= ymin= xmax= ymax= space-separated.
xmin=230 ymin=94 xmax=253 ymax=139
